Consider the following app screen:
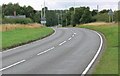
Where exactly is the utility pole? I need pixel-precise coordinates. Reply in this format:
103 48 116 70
41 5 42 20
44 0 46 18
65 5 68 26
109 15 111 22
58 14 59 25
74 0 75 14
61 10 62 25
97 5 99 14
97 5 99 12
43 0 46 26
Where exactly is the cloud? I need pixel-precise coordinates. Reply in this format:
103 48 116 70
0 0 119 10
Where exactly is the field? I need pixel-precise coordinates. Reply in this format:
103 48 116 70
1 24 54 51
0 23 42 32
79 23 118 74
81 22 116 26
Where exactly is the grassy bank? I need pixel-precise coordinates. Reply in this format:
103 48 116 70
79 25 118 74
2 27 54 51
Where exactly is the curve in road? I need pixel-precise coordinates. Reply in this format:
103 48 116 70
1 27 103 75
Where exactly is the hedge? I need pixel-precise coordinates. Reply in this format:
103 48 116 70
2 18 33 24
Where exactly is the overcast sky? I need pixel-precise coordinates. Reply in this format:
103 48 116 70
0 0 119 11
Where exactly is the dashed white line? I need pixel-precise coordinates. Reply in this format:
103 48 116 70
68 38 72 40
72 34 75 37
59 41 67 46
74 33 76 35
0 60 26 71
37 47 55 55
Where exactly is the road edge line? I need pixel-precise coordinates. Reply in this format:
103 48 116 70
81 30 103 76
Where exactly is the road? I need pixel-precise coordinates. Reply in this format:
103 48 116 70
1 27 103 74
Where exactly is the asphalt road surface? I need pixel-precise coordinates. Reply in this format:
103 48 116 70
1 27 103 74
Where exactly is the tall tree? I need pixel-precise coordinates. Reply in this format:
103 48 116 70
80 9 92 23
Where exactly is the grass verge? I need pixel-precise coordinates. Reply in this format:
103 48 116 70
78 25 118 74
1 27 54 51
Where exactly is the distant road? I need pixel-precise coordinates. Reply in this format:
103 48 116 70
1 27 103 74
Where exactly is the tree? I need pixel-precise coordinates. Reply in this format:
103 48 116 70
46 10 58 26
2 3 14 15
69 7 74 11
33 11 41 23
91 10 98 16
99 9 109 14
93 13 109 22
80 9 92 24
114 10 120 22
71 13 76 27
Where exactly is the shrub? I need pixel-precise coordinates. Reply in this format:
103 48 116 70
93 13 109 22
2 18 33 24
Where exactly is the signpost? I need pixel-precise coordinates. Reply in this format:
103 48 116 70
41 17 46 25
108 9 114 22
41 0 46 25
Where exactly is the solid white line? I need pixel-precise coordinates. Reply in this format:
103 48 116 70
0 60 26 71
3 28 56 53
81 31 103 76
37 47 55 55
59 41 67 46
68 38 72 41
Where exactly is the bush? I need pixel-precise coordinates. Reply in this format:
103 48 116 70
93 13 109 22
2 18 33 24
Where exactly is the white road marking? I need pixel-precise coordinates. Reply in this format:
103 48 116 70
37 47 55 55
0 60 26 71
72 34 75 37
59 41 67 46
74 33 76 35
81 31 103 76
68 38 72 40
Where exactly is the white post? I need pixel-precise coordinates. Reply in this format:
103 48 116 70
41 5 42 19
109 16 111 23
112 15 113 22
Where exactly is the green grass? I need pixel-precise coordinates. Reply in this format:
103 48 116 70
79 25 118 74
1 27 54 51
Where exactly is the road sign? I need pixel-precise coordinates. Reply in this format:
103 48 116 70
108 9 114 16
41 17 46 24
41 21 46 24
108 9 114 22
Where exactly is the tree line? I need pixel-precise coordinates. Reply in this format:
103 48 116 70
1 3 120 26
